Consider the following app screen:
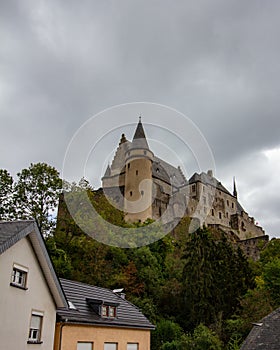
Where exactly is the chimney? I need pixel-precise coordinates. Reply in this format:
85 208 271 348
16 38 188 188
207 169 213 177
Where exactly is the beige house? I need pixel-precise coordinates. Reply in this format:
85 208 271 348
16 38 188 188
54 278 155 350
0 220 67 349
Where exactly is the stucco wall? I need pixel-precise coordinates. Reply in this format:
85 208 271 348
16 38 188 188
54 323 151 350
0 237 57 350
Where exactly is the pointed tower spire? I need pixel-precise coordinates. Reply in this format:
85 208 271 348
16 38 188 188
233 176 237 198
132 116 149 149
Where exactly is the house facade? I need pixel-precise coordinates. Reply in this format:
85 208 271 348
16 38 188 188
54 278 155 350
0 220 67 349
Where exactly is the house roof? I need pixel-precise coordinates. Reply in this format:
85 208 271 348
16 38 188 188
240 308 280 350
58 278 155 330
0 220 67 308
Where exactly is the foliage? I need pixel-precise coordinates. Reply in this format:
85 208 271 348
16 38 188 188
181 227 255 329
151 319 183 350
180 324 223 350
0 169 14 220
262 258 280 306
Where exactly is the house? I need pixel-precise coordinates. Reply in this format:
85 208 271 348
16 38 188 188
240 307 280 349
0 220 67 349
54 278 155 350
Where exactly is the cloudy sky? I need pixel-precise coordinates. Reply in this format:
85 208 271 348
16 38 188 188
1 0 280 237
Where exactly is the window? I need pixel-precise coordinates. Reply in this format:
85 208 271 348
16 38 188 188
128 163 130 169
219 212 222 219
130 191 133 197
77 342 93 350
136 170 138 175
227 200 229 206
127 344 139 350
101 305 116 318
28 312 43 344
104 343 117 350
144 150 147 155
232 202 234 208
141 190 144 196
192 184 196 192
11 265 28 289
211 209 214 216
203 196 206 205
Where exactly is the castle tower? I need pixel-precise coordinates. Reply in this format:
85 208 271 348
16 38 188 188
124 117 154 222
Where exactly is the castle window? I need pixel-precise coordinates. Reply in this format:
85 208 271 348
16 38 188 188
136 170 138 176
144 150 147 155
226 212 228 218
192 184 196 192
232 202 234 209
227 200 229 206
156 168 159 173
141 190 144 196
128 163 130 169
219 212 222 219
130 191 132 196
211 209 214 216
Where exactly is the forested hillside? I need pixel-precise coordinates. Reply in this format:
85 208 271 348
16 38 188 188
1 163 280 349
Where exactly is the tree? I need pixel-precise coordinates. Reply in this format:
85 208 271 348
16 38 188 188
151 319 183 350
181 324 223 350
263 258 280 306
13 163 62 234
181 227 255 329
0 169 14 220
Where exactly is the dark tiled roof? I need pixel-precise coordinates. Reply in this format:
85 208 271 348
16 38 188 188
58 278 155 330
188 172 233 196
153 157 187 188
131 120 149 150
0 220 35 254
240 308 280 350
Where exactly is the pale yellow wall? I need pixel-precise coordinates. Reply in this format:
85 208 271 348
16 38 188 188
124 157 153 222
54 323 151 350
0 237 57 350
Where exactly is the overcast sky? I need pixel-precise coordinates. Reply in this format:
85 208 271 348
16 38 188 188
1 0 280 237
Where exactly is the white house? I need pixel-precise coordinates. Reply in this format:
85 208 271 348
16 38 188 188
0 220 67 349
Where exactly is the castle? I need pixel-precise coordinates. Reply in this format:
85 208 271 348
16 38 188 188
102 118 267 251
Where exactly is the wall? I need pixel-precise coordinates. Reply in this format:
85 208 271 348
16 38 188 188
0 237 57 350
54 323 151 350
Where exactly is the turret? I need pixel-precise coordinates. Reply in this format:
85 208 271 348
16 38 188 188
124 117 154 222
233 177 237 198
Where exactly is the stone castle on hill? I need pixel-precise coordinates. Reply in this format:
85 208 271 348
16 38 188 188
102 118 268 257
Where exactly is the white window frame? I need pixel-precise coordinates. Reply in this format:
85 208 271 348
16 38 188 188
127 343 139 350
28 311 43 344
11 264 28 289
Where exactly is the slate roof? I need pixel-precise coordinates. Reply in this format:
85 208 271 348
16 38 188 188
153 157 187 188
131 118 150 150
0 220 35 254
188 172 233 195
58 278 155 330
0 220 67 308
240 308 280 350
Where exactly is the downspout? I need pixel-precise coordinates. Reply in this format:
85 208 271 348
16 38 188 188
58 321 67 350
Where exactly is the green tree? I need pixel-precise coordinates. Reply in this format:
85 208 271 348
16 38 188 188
0 169 14 220
13 163 62 234
181 227 254 329
263 258 280 306
151 319 183 350
181 324 223 350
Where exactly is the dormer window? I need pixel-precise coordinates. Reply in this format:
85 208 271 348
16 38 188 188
101 305 117 318
86 298 119 319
